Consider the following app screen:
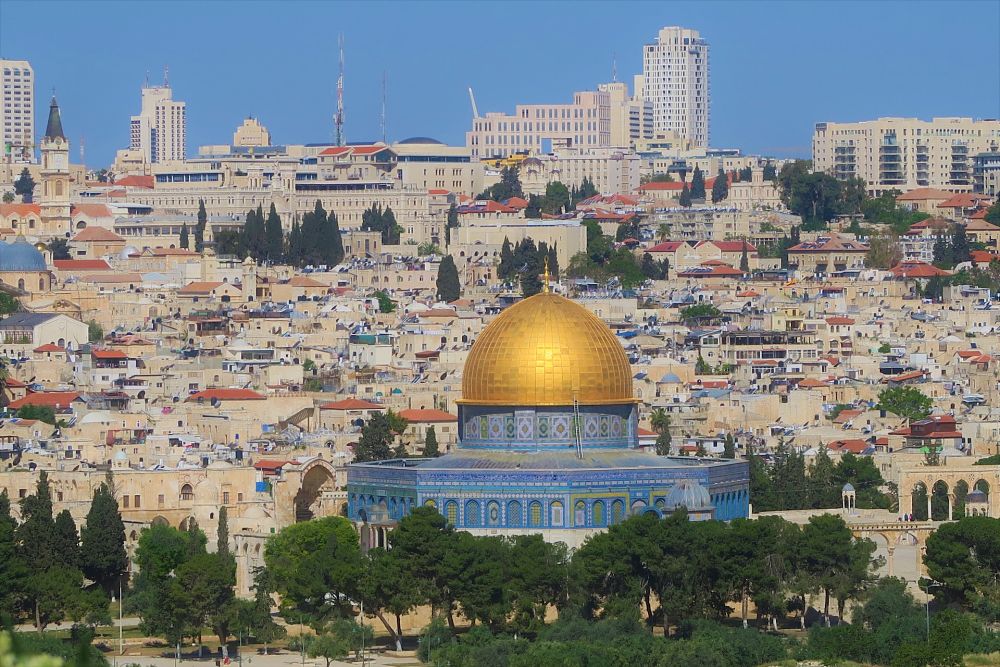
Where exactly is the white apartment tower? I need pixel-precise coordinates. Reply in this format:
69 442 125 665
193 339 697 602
1 60 34 163
641 26 710 147
130 80 186 163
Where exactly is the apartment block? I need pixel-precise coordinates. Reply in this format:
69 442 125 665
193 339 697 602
466 89 611 159
641 26 710 147
597 81 653 148
813 117 1000 195
1 60 34 163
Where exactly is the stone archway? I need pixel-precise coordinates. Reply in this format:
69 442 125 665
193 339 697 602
292 460 337 522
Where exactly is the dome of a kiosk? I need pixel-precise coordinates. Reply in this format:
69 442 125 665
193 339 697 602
460 292 634 406
398 136 444 145
0 237 46 272
664 480 713 510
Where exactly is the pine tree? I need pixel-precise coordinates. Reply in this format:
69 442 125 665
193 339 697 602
53 509 81 569
690 166 706 200
711 168 729 203
383 206 400 244
264 204 284 264
195 199 207 252
80 483 128 594
952 223 971 265
436 255 461 302
641 253 660 279
422 426 440 457
355 413 395 462
216 506 229 557
179 223 189 250
679 183 692 208
14 167 35 203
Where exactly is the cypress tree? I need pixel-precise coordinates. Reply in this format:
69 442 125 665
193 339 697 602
195 199 207 252
325 210 344 267
436 255 461 302
0 489 27 616
264 204 284 264
179 223 189 250
690 166 706 200
740 240 750 273
422 426 440 457
498 237 514 279
216 506 229 557
711 168 729 203
383 206 400 244
288 219 302 266
16 471 56 572
679 183 692 208
547 244 559 279
53 509 80 569
723 433 736 459
80 483 128 594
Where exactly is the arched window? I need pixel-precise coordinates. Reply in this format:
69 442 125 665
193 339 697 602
39 278 45 291
611 499 625 525
55 181 64 197
465 500 481 527
529 501 542 527
445 500 458 526
180 484 194 501
506 501 522 527
593 500 606 527
486 501 500 527
17 279 24 290
574 501 586 527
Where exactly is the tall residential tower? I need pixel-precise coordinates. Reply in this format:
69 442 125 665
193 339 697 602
129 78 186 163
1 60 34 163
640 26 710 147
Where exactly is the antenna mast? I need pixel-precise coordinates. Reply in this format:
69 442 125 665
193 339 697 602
336 34 345 146
612 52 617 82
381 71 387 144
79 136 85 164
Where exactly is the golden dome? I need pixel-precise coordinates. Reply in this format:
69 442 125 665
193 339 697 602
460 292 635 406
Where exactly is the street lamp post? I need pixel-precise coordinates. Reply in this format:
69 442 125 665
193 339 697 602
924 581 942 640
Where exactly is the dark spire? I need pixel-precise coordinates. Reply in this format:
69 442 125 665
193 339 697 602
44 96 65 141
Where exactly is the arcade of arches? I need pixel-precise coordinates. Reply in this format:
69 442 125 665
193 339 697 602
899 465 1000 522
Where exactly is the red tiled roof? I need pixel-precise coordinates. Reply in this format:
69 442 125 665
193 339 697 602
178 281 226 294
886 369 928 383
71 203 114 218
797 378 829 388
319 398 383 410
828 439 868 454
0 203 41 217
397 408 457 423
832 409 862 424
415 350 440 359
788 235 868 252
428 189 451 195
702 240 757 253
971 250 1000 264
318 146 351 156
636 181 685 192
254 459 289 471
4 378 26 387
963 218 1000 232
92 349 127 359
736 290 760 297
352 145 389 155
72 227 125 242
33 344 64 353
186 388 265 402
896 188 951 201
9 391 82 409
937 193 993 209
417 308 457 319
53 259 112 271
889 261 951 278
647 241 685 253
115 175 154 188
504 197 529 209
825 317 855 325
677 263 744 278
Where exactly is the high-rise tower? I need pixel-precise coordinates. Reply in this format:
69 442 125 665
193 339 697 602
0 60 34 163
641 26 710 147
129 73 186 163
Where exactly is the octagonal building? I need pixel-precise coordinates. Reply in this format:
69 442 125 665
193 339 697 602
347 291 750 548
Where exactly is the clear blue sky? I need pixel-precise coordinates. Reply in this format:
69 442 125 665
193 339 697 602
2 0 997 168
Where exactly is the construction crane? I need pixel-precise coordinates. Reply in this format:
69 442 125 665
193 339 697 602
335 34 345 146
467 87 479 120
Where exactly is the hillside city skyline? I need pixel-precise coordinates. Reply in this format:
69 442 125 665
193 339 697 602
1 0 998 166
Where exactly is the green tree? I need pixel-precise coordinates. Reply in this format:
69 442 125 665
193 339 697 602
679 183 692 207
436 255 461 302
354 412 395 462
359 547 421 651
0 490 27 620
711 168 729 203
307 632 348 667
680 303 722 323
373 289 395 313
216 505 229 556
723 433 736 459
542 181 571 215
877 386 933 422
387 507 459 629
739 241 750 273
690 167 706 200
800 514 877 625
80 483 128 595
179 223 189 250
263 516 361 628
866 231 903 269
984 199 1000 226
444 202 459 246
1 192 13 204
264 204 284 264
87 320 103 343
47 238 70 261
952 222 972 265
422 425 440 457
14 168 34 203
53 510 81 570
17 404 57 425
195 199 207 252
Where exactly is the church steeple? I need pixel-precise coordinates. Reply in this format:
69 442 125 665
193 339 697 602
44 96 65 141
